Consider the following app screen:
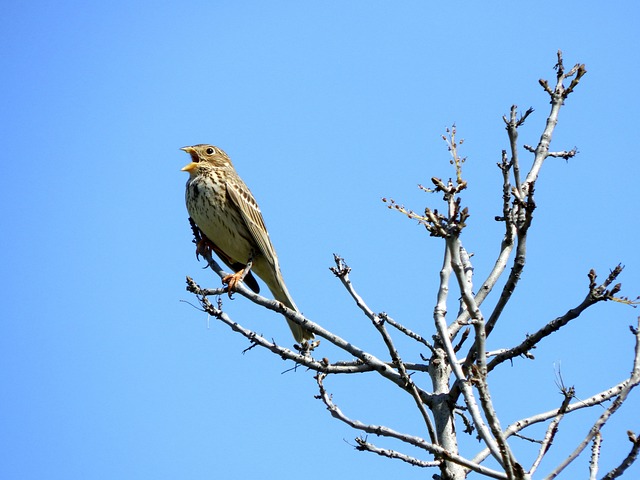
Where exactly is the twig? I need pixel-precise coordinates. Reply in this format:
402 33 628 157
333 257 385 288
315 373 508 479
528 386 575 476
464 149 519 324
186 277 428 376
544 317 640 479
487 266 625 372
525 50 586 194
433 240 505 468
471 378 633 465
451 105 535 361
354 437 440 468
379 312 436 353
502 104 531 194
331 256 438 442
458 55 582 361
449 237 518 476
189 248 437 402
601 431 640 479
373 315 438 443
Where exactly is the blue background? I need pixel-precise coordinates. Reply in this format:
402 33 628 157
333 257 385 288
2 2 639 479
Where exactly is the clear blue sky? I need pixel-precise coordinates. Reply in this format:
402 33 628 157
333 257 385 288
2 2 639 479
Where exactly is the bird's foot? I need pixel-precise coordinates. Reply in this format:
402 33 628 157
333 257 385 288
294 339 321 354
188 219 211 261
195 237 214 261
190 222 215 261
222 255 254 298
222 270 247 298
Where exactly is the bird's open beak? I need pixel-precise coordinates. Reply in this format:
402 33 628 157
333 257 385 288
180 146 198 172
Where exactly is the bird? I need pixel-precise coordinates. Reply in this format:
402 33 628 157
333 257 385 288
181 144 314 343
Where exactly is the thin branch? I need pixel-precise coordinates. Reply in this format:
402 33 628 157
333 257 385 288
449 237 518 476
379 312 436 353
315 373 508 479
471 378 632 465
452 107 535 367
186 278 321 366
354 437 440 468
487 266 625 372
590 431 601 480
601 431 640 479
373 314 438 444
434 239 506 468
457 348 522 364
482 191 532 338
330 257 438 442
547 148 578 159
563 62 587 98
473 370 518 478
455 58 578 362
522 145 578 162
189 248 437 404
524 51 586 193
503 105 526 194
330 254 378 323
462 149 519 325
456 244 475 318
186 277 429 376
471 317 640 471
528 386 575 476
544 317 640 479
329 359 430 373
453 328 471 353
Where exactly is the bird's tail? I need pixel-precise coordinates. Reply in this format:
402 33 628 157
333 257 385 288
263 268 315 343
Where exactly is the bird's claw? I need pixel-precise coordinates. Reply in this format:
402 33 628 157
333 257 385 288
195 237 214 261
222 271 245 298
294 339 321 353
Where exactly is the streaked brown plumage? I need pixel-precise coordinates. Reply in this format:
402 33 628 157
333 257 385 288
181 144 313 343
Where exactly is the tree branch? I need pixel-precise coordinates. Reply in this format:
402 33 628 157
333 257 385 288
528 386 575 476
433 239 506 468
330 255 438 442
188 247 438 405
187 277 430 376
544 317 640 479
471 377 635 466
379 312 436 353
525 51 586 193
601 431 640 480
449 238 519 477
315 373 508 479
590 431 602 480
354 437 440 468
487 266 625 372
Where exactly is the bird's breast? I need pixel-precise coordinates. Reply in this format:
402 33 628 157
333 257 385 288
185 172 253 263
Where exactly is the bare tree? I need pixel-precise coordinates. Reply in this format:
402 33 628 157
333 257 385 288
185 51 640 480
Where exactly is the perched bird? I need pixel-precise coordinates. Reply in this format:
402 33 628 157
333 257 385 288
181 144 314 343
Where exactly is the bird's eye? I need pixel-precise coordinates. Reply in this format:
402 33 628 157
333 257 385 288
206 147 215 155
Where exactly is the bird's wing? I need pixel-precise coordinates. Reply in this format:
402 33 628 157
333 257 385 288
226 180 280 270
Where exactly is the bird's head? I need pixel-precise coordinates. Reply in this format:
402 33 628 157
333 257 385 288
180 144 233 175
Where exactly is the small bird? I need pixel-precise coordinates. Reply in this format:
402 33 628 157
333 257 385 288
181 144 314 343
